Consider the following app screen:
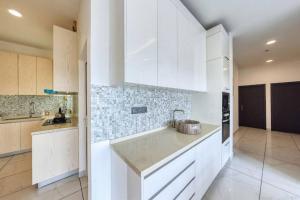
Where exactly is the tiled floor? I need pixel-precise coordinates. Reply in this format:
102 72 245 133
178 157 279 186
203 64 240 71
0 152 88 200
204 127 300 200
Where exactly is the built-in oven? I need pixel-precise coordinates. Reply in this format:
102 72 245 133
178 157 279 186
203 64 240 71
222 92 230 143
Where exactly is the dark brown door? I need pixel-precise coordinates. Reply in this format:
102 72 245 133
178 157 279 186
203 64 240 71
239 85 266 129
271 82 300 133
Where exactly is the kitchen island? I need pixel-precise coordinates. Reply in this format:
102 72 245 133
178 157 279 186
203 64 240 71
31 118 78 187
111 123 225 200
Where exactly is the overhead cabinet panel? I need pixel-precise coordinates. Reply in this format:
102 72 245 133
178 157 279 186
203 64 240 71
0 51 18 95
157 0 178 88
37 57 53 95
53 25 78 92
177 11 195 90
125 0 158 86
107 0 207 91
19 54 37 95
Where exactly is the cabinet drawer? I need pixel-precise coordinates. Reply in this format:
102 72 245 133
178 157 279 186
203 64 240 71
175 177 195 200
151 162 195 200
144 149 195 199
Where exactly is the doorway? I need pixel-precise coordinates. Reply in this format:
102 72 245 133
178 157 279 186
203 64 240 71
239 84 266 129
271 81 300 133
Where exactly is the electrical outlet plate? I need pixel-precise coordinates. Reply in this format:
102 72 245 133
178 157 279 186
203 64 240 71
131 107 147 114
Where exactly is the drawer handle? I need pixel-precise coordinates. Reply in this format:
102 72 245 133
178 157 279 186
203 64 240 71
174 177 195 200
149 161 195 200
189 193 195 200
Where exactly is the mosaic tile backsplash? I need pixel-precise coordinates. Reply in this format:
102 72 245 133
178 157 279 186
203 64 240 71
0 95 73 117
91 84 192 143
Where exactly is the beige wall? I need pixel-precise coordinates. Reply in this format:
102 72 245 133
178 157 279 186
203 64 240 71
238 59 300 129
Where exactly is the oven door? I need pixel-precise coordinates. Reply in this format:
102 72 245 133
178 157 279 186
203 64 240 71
222 119 230 143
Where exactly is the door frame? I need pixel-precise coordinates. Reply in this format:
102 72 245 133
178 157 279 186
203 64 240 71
78 40 88 177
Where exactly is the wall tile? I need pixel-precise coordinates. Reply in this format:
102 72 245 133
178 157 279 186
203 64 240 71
91 84 192 143
0 95 73 117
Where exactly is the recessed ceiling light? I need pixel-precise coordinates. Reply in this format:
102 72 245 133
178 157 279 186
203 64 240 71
8 9 23 18
266 40 276 45
266 59 273 63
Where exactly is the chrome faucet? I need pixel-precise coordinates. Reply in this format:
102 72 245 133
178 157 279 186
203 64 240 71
29 101 36 117
172 109 185 128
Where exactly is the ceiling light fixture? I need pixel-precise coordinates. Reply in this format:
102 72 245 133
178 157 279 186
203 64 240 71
266 59 273 63
266 40 276 45
8 9 23 18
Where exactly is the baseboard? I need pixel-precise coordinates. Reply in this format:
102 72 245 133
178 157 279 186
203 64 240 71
0 149 31 158
79 170 87 177
37 169 79 188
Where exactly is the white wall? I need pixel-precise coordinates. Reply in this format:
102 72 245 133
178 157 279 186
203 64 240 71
77 0 90 179
233 61 239 133
0 40 52 58
238 59 300 129
77 0 92 199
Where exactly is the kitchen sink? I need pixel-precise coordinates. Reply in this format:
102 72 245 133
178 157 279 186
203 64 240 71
176 120 201 135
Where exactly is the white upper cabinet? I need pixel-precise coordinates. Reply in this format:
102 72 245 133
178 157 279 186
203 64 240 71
125 0 158 86
53 25 78 92
206 25 229 61
157 0 178 88
206 25 231 91
106 0 206 91
177 6 206 91
177 11 195 90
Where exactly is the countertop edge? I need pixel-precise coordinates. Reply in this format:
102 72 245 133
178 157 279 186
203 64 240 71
0 118 45 124
31 126 78 135
111 126 221 177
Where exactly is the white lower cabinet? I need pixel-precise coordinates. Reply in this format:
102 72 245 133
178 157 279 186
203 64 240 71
221 139 231 168
144 148 195 199
32 128 79 185
112 130 222 200
195 131 222 199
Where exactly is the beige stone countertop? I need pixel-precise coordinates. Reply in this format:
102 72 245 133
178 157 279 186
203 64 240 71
111 123 221 176
31 118 78 135
0 117 44 124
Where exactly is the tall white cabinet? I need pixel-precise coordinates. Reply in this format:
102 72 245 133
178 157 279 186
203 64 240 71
53 25 78 93
192 24 233 168
101 0 207 91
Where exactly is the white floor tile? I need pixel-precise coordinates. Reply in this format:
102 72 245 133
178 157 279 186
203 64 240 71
263 157 300 196
203 168 260 200
227 149 264 179
260 182 300 200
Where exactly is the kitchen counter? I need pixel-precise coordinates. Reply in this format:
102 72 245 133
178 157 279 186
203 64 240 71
111 123 221 176
0 117 44 124
31 118 78 135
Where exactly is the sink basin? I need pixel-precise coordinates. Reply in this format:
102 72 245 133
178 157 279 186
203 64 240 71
176 120 201 135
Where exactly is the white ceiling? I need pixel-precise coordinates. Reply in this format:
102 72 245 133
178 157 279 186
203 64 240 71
0 0 81 50
181 0 300 67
